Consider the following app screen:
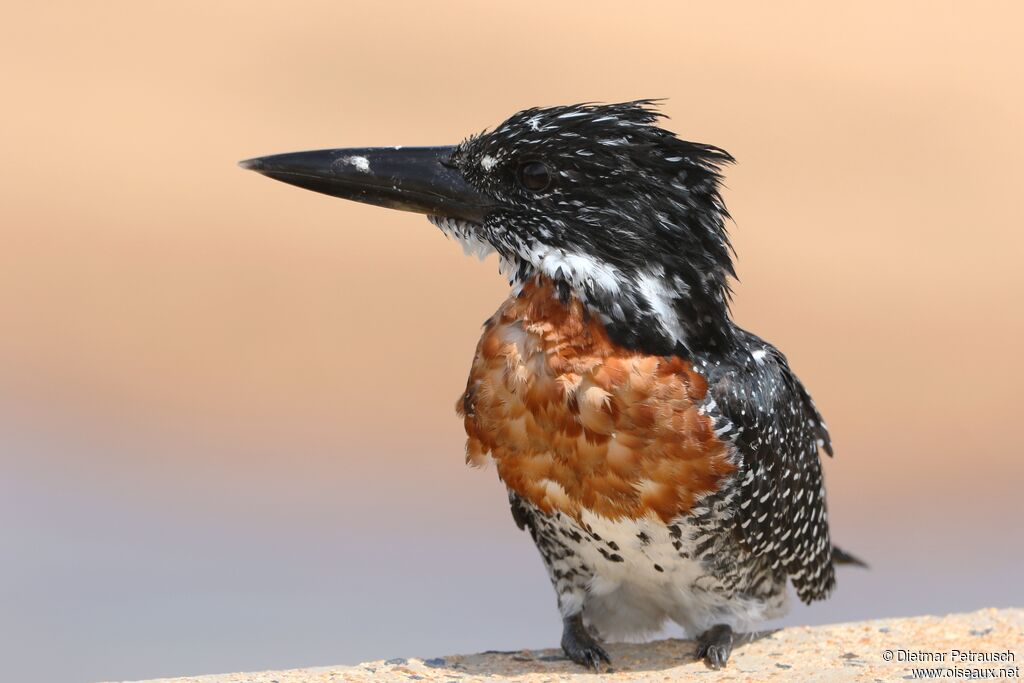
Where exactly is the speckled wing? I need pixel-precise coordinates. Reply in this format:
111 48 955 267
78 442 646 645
702 329 836 602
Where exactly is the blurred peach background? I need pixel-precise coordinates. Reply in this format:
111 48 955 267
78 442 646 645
2 2 1022 682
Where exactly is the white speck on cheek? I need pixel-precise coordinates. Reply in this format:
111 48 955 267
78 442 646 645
344 155 370 172
481 155 498 171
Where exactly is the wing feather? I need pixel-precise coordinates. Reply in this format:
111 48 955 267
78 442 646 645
702 329 836 602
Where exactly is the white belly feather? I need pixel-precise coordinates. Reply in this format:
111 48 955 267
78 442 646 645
551 509 788 640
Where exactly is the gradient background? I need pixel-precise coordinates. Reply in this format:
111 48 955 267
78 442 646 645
2 3 1022 682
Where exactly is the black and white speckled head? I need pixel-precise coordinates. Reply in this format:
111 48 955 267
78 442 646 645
241 101 737 355
437 101 736 354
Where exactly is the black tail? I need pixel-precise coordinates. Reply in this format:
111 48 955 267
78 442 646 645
832 545 868 568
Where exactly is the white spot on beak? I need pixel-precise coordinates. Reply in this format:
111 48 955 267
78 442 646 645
344 155 370 173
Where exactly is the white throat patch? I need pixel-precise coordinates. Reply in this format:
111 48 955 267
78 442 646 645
429 216 494 260
518 243 622 297
427 216 689 349
515 245 688 349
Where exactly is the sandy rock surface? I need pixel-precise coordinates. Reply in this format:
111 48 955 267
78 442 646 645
116 608 1022 682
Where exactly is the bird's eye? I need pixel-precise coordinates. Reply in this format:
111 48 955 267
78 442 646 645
517 161 552 192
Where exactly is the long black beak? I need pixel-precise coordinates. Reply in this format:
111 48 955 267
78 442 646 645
239 146 492 223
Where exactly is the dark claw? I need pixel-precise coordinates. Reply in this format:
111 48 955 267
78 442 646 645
561 613 611 671
696 623 734 669
701 643 729 670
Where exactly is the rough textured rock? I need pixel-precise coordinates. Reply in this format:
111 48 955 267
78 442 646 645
116 608 1022 682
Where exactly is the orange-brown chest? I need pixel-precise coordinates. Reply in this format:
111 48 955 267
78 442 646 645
458 280 735 523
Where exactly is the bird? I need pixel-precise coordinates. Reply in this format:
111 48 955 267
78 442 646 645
239 100 865 671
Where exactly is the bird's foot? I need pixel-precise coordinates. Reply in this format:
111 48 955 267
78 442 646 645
696 623 734 669
561 613 611 671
